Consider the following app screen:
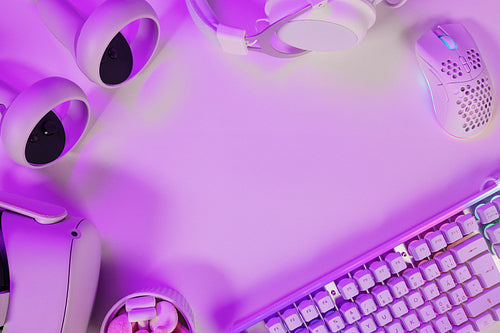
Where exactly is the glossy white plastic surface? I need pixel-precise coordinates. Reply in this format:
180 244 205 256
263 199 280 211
0 77 89 168
416 23 495 138
36 0 84 58
216 24 248 55
1 211 101 333
186 0 403 55
36 0 160 87
266 0 376 52
0 190 67 224
75 0 160 87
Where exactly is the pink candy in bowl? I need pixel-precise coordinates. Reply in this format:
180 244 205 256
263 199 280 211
101 287 195 333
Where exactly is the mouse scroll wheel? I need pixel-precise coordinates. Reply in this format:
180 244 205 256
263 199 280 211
436 32 457 50
439 35 457 50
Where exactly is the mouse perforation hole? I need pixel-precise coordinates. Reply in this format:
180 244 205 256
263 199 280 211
444 61 462 79
457 75 493 134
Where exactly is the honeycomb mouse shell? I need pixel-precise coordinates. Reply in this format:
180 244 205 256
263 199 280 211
416 23 495 138
1 211 101 333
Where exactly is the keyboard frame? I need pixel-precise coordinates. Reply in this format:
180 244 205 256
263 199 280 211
230 178 500 333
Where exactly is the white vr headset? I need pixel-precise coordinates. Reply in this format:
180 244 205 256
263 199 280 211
186 0 407 57
0 191 101 333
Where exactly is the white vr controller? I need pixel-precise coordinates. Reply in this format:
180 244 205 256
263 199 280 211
0 191 101 333
0 77 89 168
0 0 161 168
36 0 160 87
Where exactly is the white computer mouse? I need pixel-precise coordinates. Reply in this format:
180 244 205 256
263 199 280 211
416 23 495 139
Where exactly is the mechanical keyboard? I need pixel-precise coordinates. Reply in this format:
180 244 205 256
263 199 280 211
231 179 500 333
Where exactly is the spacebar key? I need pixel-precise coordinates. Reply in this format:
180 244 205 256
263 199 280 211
463 285 500 317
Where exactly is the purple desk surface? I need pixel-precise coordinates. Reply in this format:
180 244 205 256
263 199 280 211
1 0 500 332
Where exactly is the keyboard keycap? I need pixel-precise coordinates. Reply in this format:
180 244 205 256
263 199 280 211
324 311 345 332
387 277 409 298
463 276 483 297
451 264 472 283
384 318 404 333
265 317 286 333
389 299 408 318
476 202 499 224
313 291 335 313
449 233 488 263
440 222 463 244
447 306 468 326
281 308 302 331
356 294 377 316
434 251 457 272
418 323 434 333
491 196 500 212
431 314 452 333
340 303 361 324
491 303 500 320
344 324 361 333
408 239 431 261
467 252 500 288
372 285 393 307
373 307 392 326
357 316 377 333
338 278 359 300
436 272 455 292
297 299 318 322
403 268 425 289
431 294 451 314
470 311 495 331
416 302 436 322
385 252 407 274
463 284 500 317
369 261 391 283
454 322 474 333
456 214 479 235
353 270 375 291
447 285 467 305
401 310 420 330
494 244 500 259
309 320 328 333
419 260 441 281
485 222 500 243
421 281 440 301
405 290 424 309
424 231 447 252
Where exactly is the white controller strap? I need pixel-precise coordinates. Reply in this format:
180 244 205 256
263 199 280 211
0 191 67 224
